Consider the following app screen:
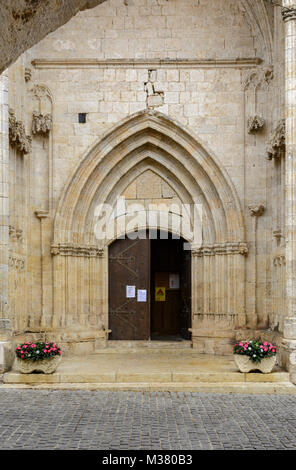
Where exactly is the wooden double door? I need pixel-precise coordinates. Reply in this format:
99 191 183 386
108 231 191 340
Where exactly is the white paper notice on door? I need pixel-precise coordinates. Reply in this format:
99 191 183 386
169 273 180 289
137 289 147 302
126 285 136 298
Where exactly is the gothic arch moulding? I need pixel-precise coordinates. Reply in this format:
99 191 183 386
51 111 248 350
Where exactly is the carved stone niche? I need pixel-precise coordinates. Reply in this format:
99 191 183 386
247 115 265 134
32 111 52 135
9 109 31 155
266 119 285 160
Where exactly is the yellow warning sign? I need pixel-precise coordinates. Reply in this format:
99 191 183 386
155 287 166 301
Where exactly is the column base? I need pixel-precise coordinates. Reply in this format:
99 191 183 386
282 317 296 384
0 340 14 374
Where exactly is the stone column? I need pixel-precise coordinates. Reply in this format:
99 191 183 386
282 2 296 379
0 71 13 372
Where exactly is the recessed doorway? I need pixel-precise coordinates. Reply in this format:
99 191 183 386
108 231 191 341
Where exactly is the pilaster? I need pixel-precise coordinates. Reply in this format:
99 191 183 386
282 2 296 379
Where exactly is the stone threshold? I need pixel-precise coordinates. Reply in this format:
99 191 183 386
96 340 192 352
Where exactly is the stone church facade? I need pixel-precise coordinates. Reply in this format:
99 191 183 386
0 0 296 380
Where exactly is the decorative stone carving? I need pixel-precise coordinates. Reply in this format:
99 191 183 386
32 111 52 135
9 109 31 155
51 243 105 258
266 119 285 160
273 255 286 267
282 7 296 22
192 242 248 257
248 204 265 217
8 253 25 271
144 69 164 109
247 115 265 134
243 67 273 91
9 226 23 240
24 67 32 82
273 228 283 241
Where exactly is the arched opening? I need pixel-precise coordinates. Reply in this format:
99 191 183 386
108 230 191 342
51 110 247 352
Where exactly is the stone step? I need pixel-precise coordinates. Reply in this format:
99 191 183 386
1 381 296 394
3 370 290 385
95 340 192 352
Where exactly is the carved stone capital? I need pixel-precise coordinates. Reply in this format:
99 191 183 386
51 243 105 258
282 6 296 22
32 111 52 135
192 242 248 257
247 115 265 134
248 204 265 217
9 109 31 155
266 119 285 160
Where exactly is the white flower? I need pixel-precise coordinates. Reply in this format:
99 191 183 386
36 350 39 354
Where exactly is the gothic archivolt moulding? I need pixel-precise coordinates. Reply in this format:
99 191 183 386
51 243 105 258
9 109 31 155
266 119 285 160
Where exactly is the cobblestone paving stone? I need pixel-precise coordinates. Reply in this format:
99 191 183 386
0 390 296 450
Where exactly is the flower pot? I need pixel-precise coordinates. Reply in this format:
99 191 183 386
15 355 61 374
234 354 276 373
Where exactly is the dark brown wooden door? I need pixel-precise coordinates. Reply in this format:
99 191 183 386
108 235 150 340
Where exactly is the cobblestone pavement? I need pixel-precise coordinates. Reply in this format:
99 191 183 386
0 390 296 450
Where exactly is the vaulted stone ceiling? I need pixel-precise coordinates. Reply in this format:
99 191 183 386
0 0 275 74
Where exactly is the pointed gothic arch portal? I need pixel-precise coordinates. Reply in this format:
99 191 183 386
52 110 248 352
108 230 192 341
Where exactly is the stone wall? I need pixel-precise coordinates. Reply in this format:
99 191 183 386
5 0 286 358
